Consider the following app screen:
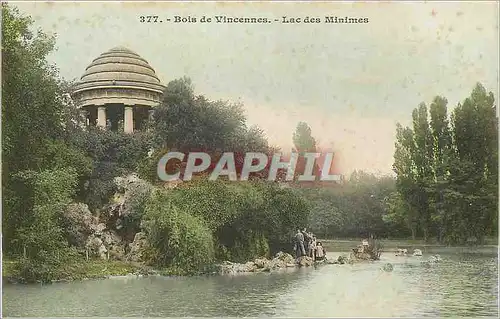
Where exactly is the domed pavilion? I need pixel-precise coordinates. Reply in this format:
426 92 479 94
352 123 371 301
71 46 166 133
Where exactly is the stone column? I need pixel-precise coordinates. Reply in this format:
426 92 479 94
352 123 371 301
124 105 134 133
97 106 107 128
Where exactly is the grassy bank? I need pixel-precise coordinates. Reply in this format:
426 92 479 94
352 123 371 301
2 259 147 283
2 258 223 284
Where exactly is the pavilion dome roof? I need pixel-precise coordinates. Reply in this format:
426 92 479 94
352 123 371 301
80 46 161 84
72 46 165 95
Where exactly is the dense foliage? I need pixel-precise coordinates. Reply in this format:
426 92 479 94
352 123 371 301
13 169 81 283
141 180 309 270
137 78 312 269
141 190 216 274
145 77 283 182
303 172 402 239
393 85 498 244
2 5 87 262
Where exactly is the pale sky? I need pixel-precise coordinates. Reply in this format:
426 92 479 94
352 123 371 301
13 1 499 176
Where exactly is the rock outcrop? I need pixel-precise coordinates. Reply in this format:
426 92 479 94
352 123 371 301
350 241 382 261
126 232 149 262
62 203 98 247
215 251 357 274
85 235 108 259
101 230 126 259
62 174 153 261
84 227 127 260
106 173 153 240
110 173 153 219
217 252 316 274
296 256 314 267
62 203 116 260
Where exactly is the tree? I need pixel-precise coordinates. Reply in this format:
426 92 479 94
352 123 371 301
448 83 498 243
293 122 317 153
428 96 452 242
392 83 498 244
15 168 79 283
393 123 419 239
153 77 250 152
292 122 320 182
411 103 435 241
1 4 93 255
142 190 216 274
148 77 272 182
82 128 151 211
382 192 412 238
2 4 65 173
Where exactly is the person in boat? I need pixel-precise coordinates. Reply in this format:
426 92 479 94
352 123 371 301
294 228 306 258
315 241 326 261
309 236 317 261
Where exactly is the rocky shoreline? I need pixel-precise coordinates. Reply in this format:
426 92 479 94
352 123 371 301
6 248 443 284
216 252 352 275
5 248 446 284
2 252 356 284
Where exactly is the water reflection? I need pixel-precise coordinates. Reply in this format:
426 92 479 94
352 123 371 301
2 247 498 317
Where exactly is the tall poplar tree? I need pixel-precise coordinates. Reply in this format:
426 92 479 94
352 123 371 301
411 103 434 241
429 96 451 241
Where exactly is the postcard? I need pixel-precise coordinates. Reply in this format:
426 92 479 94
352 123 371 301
1 1 498 318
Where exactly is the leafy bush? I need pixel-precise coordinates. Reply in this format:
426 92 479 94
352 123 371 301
139 178 310 271
154 179 309 263
16 248 81 283
38 139 93 199
13 168 81 283
229 231 270 262
142 190 215 274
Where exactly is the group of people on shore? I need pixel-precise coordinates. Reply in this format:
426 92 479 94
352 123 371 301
293 228 327 261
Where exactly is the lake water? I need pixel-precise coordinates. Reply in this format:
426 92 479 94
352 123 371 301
2 242 498 317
